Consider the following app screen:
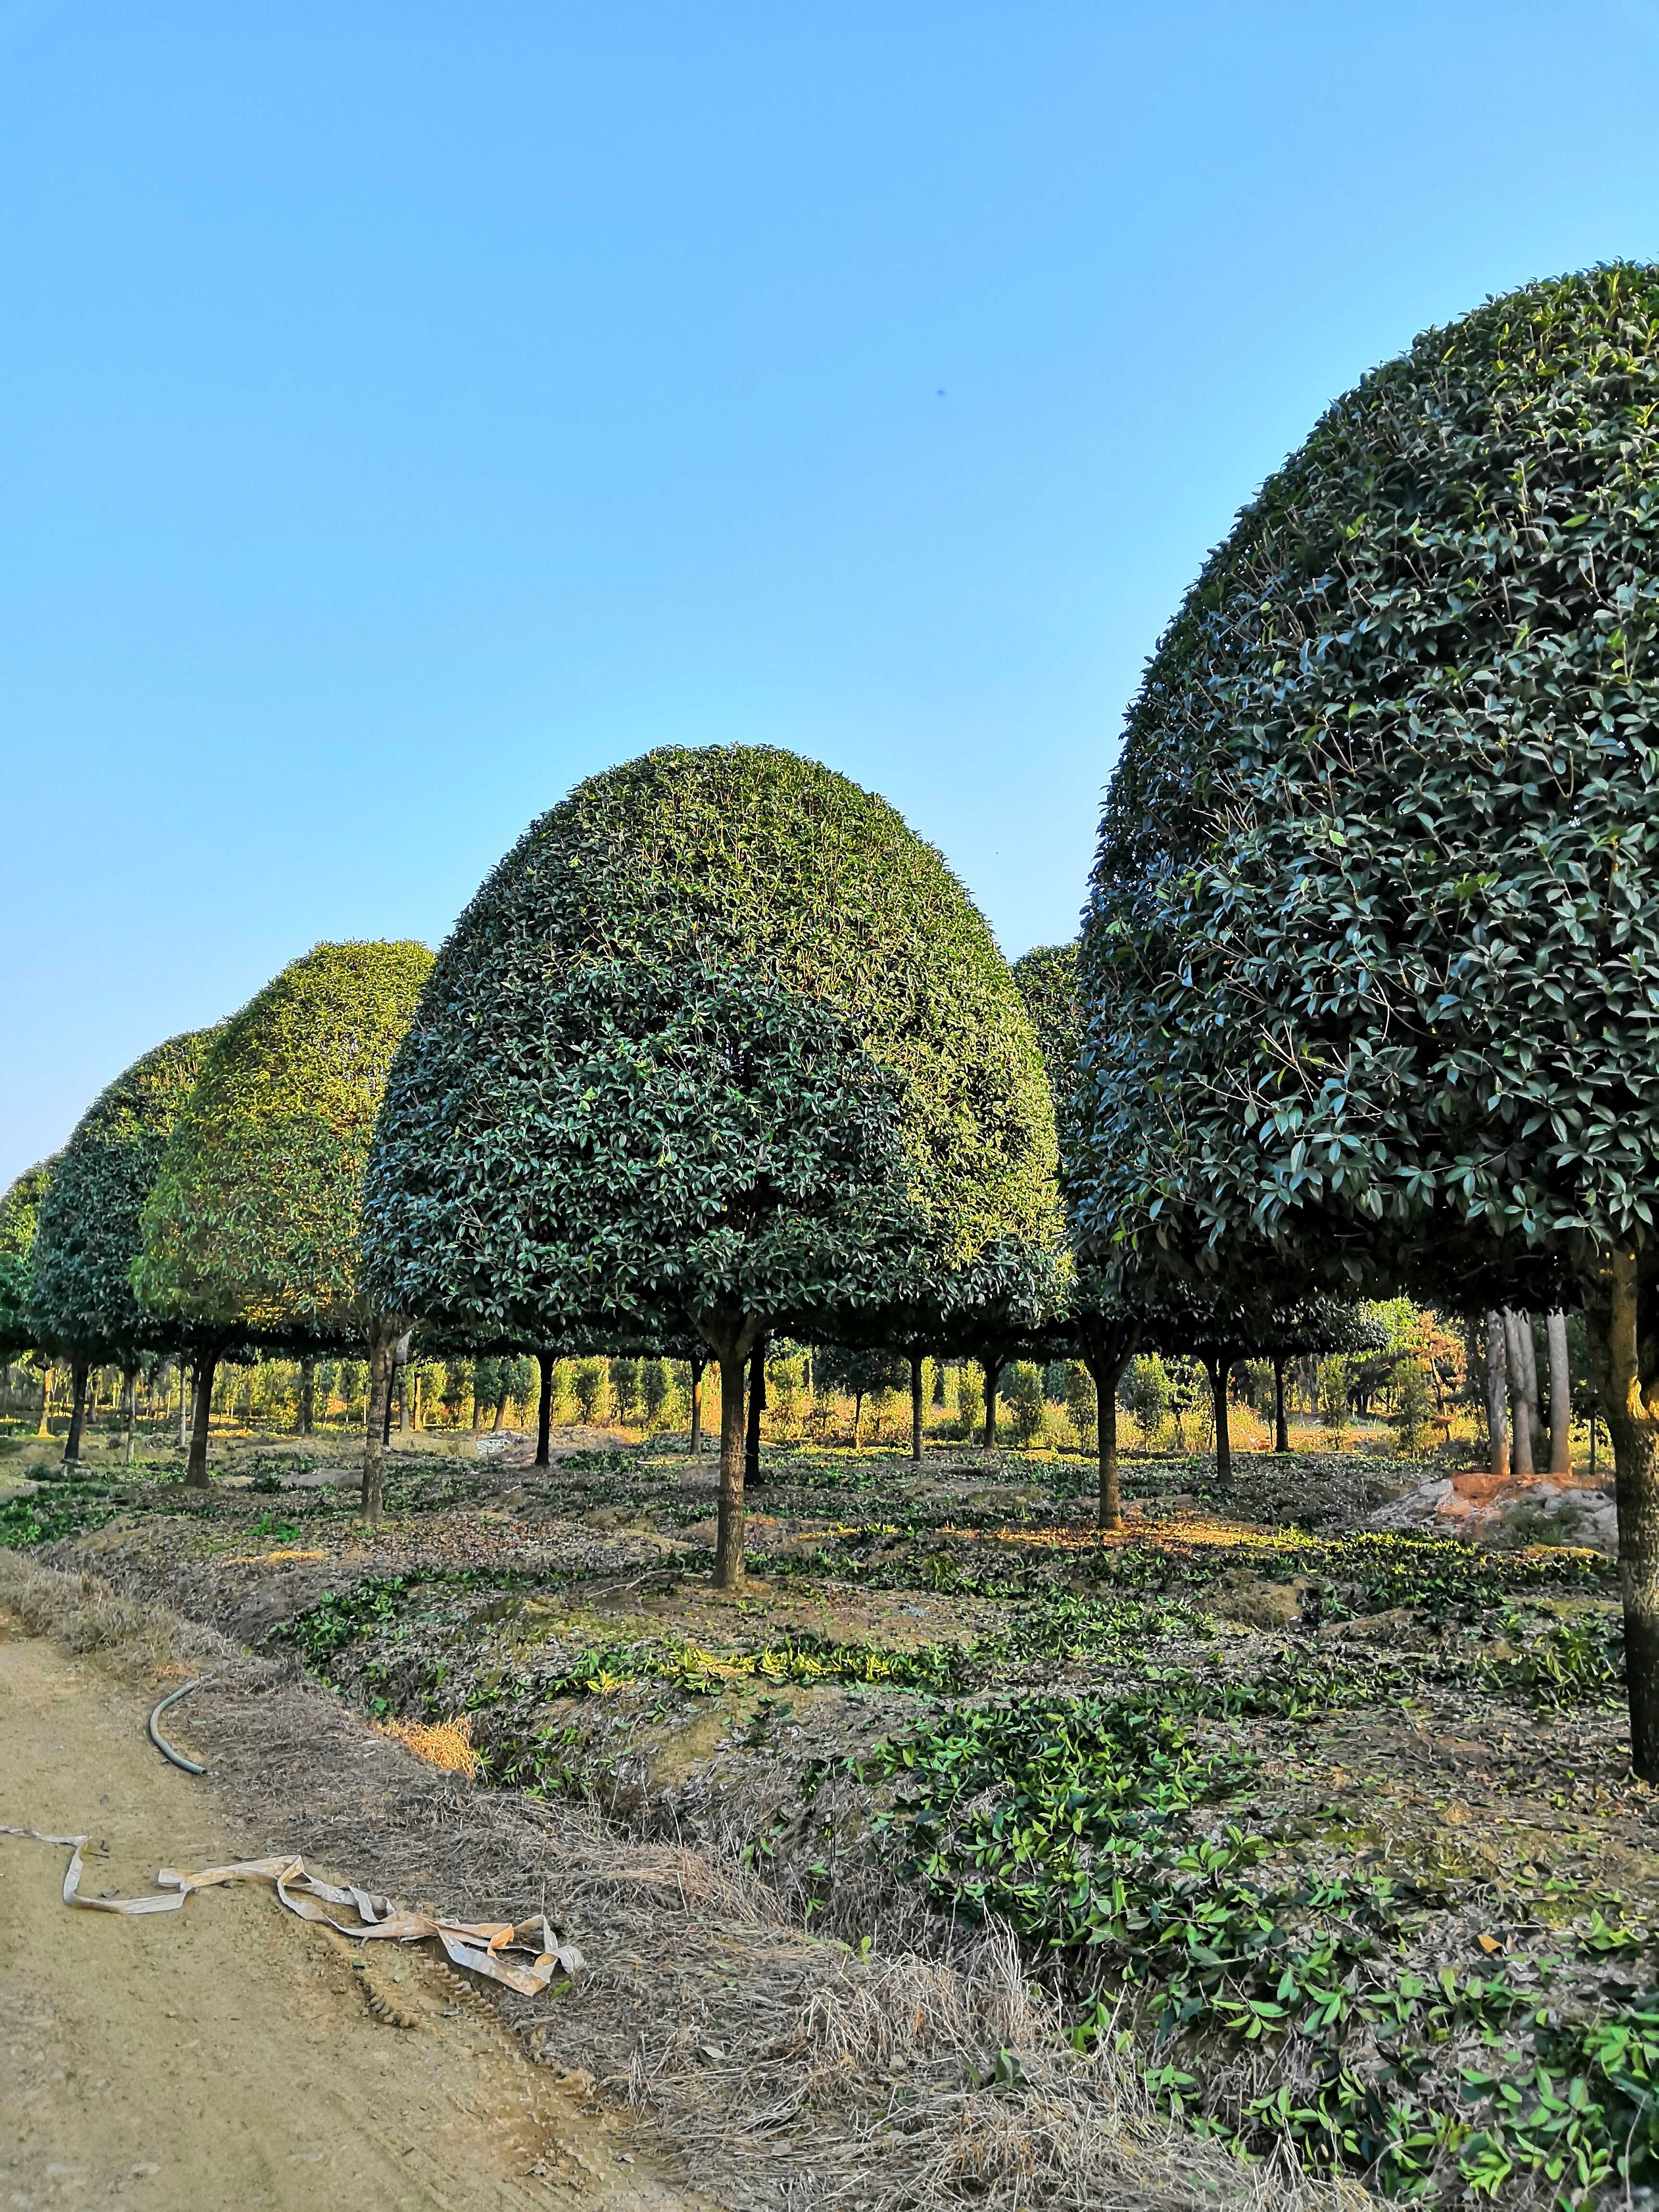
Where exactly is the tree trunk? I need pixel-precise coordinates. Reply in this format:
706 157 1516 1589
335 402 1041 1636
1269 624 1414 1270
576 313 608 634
1273 1355 1290 1454
853 1390 864 1449
298 1356 315 1438
185 1355 216 1487
1513 1309 1546 1469
536 1351 554 1467
383 1373 397 1445
910 1354 924 1464
1206 1355 1233 1488
689 1358 704 1456
1484 1311 1510 1478
1546 1310 1573 1477
398 1365 410 1432
1075 1316 1138 1532
982 1359 1000 1450
1503 1310 1536 1479
361 1323 399 1524
745 1338 766 1488
716 1350 749 1588
36 1365 53 1438
122 1369 136 1465
62 1360 90 1466
1584 1257 1659 1779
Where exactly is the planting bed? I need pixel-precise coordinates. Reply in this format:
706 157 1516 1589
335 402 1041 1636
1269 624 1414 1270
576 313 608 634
5 1431 1649 2210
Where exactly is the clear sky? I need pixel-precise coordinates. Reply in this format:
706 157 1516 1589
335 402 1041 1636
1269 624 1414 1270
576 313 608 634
6 0 1659 1186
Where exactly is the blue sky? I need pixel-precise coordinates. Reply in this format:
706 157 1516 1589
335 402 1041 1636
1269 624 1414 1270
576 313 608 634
6 0 1659 1184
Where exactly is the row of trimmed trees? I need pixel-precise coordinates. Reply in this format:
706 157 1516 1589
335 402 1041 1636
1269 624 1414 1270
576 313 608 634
7 745 1374 1576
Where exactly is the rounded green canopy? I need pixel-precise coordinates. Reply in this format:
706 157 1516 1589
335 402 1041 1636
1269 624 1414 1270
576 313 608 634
366 745 1058 1347
33 1029 219 1363
138 940 433 1345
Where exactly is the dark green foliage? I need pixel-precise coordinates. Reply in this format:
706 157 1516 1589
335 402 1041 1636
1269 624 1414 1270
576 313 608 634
0 1161 52 1361
866 1676 1657 2203
138 941 433 1342
365 748 1058 1346
32 1031 216 1363
1010 940 1082 1147
1075 264 1659 1300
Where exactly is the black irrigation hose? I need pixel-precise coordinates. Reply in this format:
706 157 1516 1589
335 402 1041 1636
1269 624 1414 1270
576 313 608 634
146 1674 215 1776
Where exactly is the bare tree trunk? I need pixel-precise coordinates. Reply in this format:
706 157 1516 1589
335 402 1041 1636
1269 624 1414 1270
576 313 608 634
1206 1356 1233 1488
122 1368 136 1465
744 1338 766 1489
910 1355 924 1463
62 1360 90 1466
298 1356 315 1437
1078 1327 1138 1532
185 1356 216 1487
1513 1309 1545 1468
1484 1312 1510 1478
361 1323 399 1524
853 1390 864 1449
36 1365 53 1438
1546 1310 1572 1477
536 1351 554 1468
1584 1256 1659 1779
982 1359 1000 1450
1503 1311 1536 1478
1273 1356 1290 1454
689 1358 704 1456
716 1351 749 1588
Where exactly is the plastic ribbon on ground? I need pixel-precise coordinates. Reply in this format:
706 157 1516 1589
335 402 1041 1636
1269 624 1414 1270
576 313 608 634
0 1827 585 1993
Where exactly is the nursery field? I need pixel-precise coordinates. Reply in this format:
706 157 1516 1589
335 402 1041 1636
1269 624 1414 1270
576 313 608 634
1 1430 1648 2210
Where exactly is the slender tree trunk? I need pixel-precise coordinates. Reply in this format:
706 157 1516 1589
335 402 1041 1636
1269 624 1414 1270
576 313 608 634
36 1366 53 1438
62 1360 90 1466
1273 1356 1290 1454
982 1359 1000 1450
1485 1312 1511 1478
398 1365 410 1433
492 1396 505 1432
298 1356 315 1437
853 1390 864 1449
185 1355 216 1487
536 1351 554 1468
383 1374 397 1446
122 1368 136 1465
716 1350 749 1588
1546 1310 1573 1477
689 1358 704 1456
1513 1309 1545 1469
1503 1311 1536 1478
1584 1257 1659 1779
910 1355 924 1464
1206 1355 1233 1488
745 1338 766 1488
361 1323 399 1524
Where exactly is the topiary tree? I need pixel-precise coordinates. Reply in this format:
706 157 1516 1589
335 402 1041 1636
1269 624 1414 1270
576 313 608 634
0 1160 52 1369
32 1030 218 1466
137 940 433 1503
1075 262 1659 1770
366 745 1057 1585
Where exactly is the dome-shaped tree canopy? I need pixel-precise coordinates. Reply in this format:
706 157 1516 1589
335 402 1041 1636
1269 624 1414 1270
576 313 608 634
0 1160 53 1362
1077 264 1659 1304
367 745 1057 1346
33 1029 218 1364
138 940 433 1342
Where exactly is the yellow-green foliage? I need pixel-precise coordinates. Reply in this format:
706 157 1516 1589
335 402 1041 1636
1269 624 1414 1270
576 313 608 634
137 940 433 1340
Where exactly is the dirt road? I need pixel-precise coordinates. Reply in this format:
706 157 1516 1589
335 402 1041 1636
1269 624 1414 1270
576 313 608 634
0 1614 689 2212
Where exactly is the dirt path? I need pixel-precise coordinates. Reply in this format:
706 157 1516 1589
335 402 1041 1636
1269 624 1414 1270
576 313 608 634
0 1615 691 2212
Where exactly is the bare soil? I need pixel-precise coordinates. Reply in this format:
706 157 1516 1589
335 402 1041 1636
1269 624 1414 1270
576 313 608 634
0 1614 687 2212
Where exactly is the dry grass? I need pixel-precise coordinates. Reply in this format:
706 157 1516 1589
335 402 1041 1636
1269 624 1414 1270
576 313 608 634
375 1711 483 1778
1 1545 1370 2212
